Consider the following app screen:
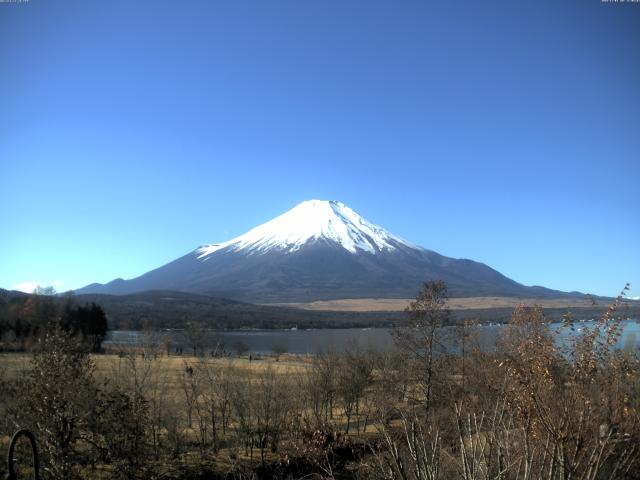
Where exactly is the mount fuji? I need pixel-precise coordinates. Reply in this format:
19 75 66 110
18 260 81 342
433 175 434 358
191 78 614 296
76 200 571 302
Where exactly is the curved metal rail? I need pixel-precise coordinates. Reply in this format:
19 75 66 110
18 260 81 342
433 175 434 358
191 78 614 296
4 429 39 480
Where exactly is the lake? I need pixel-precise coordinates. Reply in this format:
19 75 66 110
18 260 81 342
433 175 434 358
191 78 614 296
104 319 640 355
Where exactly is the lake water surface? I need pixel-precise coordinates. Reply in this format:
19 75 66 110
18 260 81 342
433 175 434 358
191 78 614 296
105 319 640 355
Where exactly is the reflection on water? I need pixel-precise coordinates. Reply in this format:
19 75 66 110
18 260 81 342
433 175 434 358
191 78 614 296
105 320 640 355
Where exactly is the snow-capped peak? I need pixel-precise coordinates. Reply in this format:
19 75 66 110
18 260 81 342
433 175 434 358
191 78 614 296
196 200 417 258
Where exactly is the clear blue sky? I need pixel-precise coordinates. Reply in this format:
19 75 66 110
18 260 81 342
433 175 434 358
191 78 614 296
1 0 638 298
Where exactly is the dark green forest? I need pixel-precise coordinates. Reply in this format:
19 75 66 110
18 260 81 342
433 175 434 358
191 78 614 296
0 288 108 352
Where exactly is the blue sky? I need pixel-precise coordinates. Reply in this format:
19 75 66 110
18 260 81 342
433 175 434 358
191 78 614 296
1 0 638 298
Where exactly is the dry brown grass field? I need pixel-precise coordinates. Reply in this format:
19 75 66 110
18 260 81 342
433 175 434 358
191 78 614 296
0 350 381 478
0 351 379 434
0 351 312 383
268 296 599 311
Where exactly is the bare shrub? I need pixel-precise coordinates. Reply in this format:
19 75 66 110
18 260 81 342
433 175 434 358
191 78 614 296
20 329 97 480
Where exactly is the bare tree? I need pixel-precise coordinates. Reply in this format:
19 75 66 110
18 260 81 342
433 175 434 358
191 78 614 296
183 321 209 356
192 357 237 454
375 409 442 480
270 342 288 360
253 366 291 462
104 348 169 460
336 346 374 434
89 384 150 479
230 368 256 458
393 280 450 414
179 361 199 429
231 338 250 357
307 349 339 427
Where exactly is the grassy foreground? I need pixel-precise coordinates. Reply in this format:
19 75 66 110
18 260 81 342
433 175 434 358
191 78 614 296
0 349 381 479
1 289 639 479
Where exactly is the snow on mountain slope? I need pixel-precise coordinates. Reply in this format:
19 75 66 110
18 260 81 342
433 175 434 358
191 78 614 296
75 199 579 302
196 200 418 258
